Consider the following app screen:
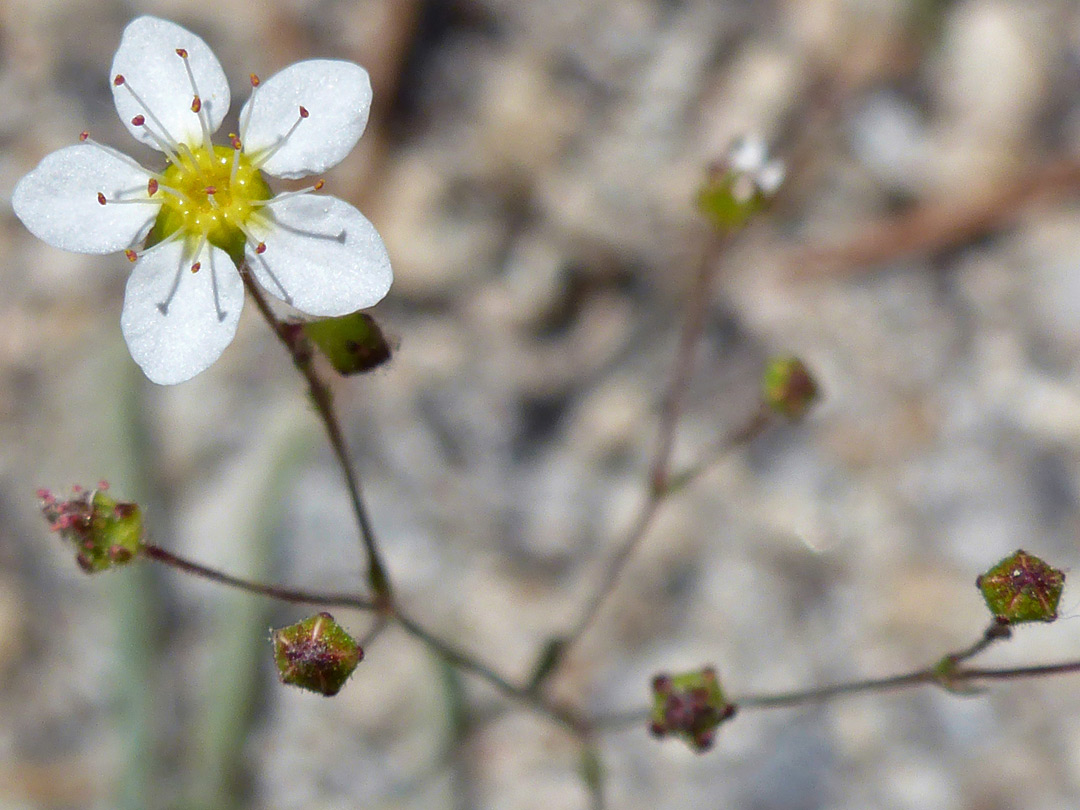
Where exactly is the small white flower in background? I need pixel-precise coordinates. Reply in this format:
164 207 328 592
12 16 392 385
726 135 785 204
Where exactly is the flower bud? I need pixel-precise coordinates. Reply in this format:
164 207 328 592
977 550 1064 624
649 666 736 752
696 136 785 230
38 484 144 573
302 312 391 375
762 356 818 419
272 612 363 696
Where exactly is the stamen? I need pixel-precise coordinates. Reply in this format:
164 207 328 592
254 180 325 206
176 48 215 153
114 74 187 164
229 133 242 184
97 189 163 206
249 106 309 169
239 73 261 144
234 218 268 256
123 230 183 268
78 133 157 176
147 179 158 196
242 221 291 304
130 114 182 165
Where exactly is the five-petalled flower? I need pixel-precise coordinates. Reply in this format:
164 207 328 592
12 16 392 384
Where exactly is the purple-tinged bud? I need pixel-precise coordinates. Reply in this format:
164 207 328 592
762 356 818 420
977 550 1064 624
649 665 736 753
303 312 392 375
272 612 363 697
38 484 144 573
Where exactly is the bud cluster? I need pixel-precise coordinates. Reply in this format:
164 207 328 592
38 484 145 573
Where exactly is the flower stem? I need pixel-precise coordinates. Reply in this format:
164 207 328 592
142 543 376 611
551 230 755 669
140 542 587 733
240 267 393 604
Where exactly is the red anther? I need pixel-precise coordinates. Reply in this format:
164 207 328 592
249 73 261 87
299 106 309 118
147 178 159 196
191 96 202 113
71 484 83 493
79 131 90 142
204 186 217 195
131 114 146 126
98 480 110 490
97 192 107 206
113 74 125 86
255 242 267 254
313 179 325 191
36 488 52 500
190 262 201 273
176 48 188 58
229 133 242 150
124 249 138 263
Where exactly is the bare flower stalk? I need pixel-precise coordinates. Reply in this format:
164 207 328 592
143 543 376 611
557 229 763 661
240 265 393 604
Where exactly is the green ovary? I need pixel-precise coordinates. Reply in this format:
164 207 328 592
151 145 272 266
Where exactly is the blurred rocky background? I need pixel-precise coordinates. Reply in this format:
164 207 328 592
4 0 1080 808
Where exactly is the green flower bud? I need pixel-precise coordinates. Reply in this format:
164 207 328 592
649 666 736 752
272 612 363 696
303 312 391 375
762 356 818 419
696 136 784 231
977 550 1064 624
38 484 144 573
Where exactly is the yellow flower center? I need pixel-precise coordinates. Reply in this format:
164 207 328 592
152 145 272 266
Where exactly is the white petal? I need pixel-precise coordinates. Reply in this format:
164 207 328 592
111 16 230 150
246 194 391 316
12 143 156 254
121 241 243 384
242 60 371 179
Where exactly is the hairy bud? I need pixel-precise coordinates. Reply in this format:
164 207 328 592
649 666 736 752
977 550 1064 624
38 484 144 573
272 612 364 696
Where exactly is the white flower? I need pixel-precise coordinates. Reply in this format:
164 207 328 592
12 16 392 384
727 135 785 204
